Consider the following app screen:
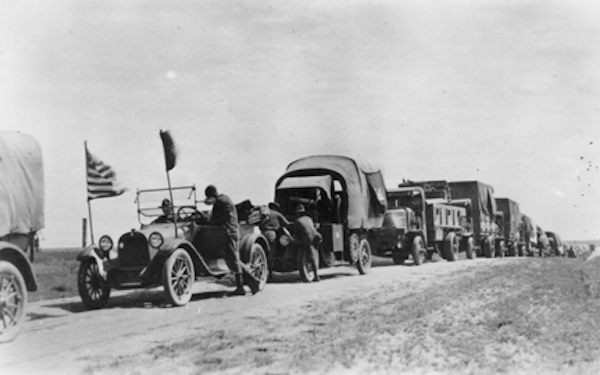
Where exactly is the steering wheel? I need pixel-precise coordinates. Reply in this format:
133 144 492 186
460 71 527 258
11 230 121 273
177 206 201 221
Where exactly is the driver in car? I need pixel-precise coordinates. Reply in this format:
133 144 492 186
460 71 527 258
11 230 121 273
153 198 174 223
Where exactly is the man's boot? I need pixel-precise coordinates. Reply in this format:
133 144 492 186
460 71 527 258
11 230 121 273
229 273 246 296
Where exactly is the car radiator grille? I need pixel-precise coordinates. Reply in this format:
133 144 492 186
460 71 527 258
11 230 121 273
118 233 150 268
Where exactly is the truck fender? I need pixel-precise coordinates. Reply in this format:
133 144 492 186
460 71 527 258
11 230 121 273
239 232 270 263
0 241 38 292
76 245 108 278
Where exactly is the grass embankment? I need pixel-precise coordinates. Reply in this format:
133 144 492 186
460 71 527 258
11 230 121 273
30 249 81 302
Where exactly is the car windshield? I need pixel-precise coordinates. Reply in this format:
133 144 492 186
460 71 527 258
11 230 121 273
136 186 201 224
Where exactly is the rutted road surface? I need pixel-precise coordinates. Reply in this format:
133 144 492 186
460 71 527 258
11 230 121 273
0 257 546 374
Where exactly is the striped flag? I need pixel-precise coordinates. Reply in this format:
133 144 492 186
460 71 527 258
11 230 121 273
86 143 126 200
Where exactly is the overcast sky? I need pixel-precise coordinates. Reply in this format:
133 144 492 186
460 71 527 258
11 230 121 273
1 0 599 246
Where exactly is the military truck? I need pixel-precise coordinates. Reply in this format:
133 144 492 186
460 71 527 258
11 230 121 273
495 198 522 256
519 214 538 256
449 181 503 258
374 180 473 265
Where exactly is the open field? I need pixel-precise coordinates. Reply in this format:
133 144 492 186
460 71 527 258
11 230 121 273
30 249 81 302
4 253 600 374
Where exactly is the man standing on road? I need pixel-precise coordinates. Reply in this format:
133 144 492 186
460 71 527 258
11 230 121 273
292 203 322 282
205 184 258 295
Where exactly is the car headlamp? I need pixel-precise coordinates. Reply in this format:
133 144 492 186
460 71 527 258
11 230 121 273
98 235 114 252
149 232 164 249
279 234 291 248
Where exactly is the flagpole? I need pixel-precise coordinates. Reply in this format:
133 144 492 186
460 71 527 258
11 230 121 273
84 141 95 244
166 169 177 238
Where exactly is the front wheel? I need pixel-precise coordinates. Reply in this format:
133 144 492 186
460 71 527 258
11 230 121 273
78 258 110 309
411 236 425 266
242 243 269 292
298 246 319 282
443 233 459 261
0 261 27 343
163 249 195 306
356 238 372 275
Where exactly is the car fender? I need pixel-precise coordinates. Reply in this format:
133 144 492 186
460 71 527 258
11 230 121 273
239 231 270 263
0 241 37 292
141 238 208 280
76 245 108 278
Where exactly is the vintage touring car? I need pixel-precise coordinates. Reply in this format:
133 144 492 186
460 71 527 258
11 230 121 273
0 131 41 342
77 186 269 308
268 155 387 282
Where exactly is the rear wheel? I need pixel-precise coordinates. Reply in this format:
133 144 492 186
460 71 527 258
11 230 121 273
78 258 110 309
0 261 27 343
443 232 459 261
411 236 425 266
298 246 319 282
356 238 372 275
163 249 195 306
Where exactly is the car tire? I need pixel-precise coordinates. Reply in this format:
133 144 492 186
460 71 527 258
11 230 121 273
443 232 459 261
298 246 319 282
78 258 110 310
356 238 372 275
0 261 27 343
242 243 269 292
411 236 425 266
162 249 195 306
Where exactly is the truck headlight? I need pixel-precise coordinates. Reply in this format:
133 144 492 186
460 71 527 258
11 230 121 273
279 234 291 247
98 235 113 252
149 232 164 248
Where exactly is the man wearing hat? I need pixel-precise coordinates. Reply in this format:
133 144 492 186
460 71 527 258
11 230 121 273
259 202 290 246
205 184 258 295
292 203 322 282
153 198 174 223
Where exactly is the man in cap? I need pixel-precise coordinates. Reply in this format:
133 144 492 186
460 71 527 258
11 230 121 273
205 185 259 295
259 202 291 247
292 203 322 282
153 198 174 223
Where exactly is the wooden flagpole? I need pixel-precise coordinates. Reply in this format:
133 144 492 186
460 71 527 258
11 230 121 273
85 141 95 244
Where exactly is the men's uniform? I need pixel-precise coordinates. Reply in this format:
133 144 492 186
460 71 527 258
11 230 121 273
210 194 241 274
293 214 322 280
259 209 290 244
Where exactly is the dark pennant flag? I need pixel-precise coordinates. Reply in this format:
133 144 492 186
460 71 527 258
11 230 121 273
86 144 126 200
160 130 177 171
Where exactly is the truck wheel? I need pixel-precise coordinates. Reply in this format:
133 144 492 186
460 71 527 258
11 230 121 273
163 249 195 306
483 238 494 258
298 246 319 282
412 236 425 266
443 233 459 261
356 239 372 275
242 243 269 292
496 240 505 258
0 261 27 343
78 258 110 309
464 237 476 259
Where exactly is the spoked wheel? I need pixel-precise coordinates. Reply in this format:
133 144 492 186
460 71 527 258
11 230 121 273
78 258 110 309
243 243 269 292
356 238 372 275
0 261 27 343
411 236 425 266
298 246 319 282
163 249 195 306
443 232 459 261
464 237 476 259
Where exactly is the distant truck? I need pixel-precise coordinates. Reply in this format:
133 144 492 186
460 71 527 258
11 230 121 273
519 214 538 256
449 181 504 258
495 198 522 256
373 180 473 265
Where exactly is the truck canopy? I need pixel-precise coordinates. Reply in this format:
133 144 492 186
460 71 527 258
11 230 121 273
0 131 45 237
449 180 497 239
276 155 387 229
495 198 521 240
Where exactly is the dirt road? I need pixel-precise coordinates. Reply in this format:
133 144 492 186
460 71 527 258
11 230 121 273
1 257 599 375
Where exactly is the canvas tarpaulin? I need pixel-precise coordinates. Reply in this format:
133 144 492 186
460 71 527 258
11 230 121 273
0 131 44 237
276 175 333 200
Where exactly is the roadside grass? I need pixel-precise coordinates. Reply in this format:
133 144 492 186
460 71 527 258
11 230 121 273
30 249 80 302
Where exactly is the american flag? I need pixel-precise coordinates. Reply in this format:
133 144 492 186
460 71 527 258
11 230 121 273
86 144 126 200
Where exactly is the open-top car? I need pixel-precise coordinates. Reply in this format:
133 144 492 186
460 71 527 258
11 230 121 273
0 131 41 342
269 155 387 281
77 185 269 308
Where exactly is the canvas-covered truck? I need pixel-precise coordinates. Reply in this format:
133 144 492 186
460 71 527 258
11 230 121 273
495 198 522 256
0 131 41 343
375 182 473 265
270 155 387 281
449 181 503 258
519 214 538 256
